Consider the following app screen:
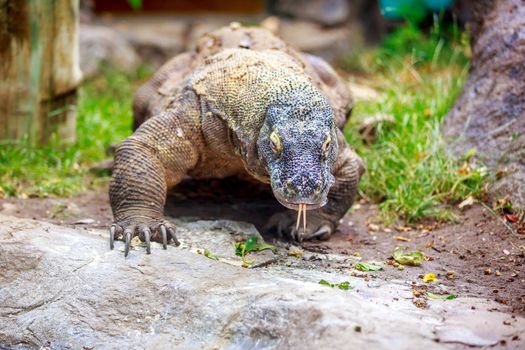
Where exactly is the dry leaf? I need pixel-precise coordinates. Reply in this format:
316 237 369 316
458 196 475 209
288 250 304 257
423 273 437 283
368 223 380 232
505 213 518 223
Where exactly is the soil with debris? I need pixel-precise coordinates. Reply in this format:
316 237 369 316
2 178 524 317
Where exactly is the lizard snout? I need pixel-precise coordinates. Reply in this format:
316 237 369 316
282 172 325 204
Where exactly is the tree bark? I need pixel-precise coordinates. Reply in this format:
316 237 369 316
0 0 81 144
444 0 525 207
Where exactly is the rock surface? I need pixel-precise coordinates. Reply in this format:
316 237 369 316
443 0 525 207
1 214 524 349
272 0 350 26
79 24 140 78
109 18 188 68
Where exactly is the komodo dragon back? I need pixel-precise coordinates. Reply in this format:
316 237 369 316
133 24 352 131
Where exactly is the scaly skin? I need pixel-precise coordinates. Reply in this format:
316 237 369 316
109 25 364 255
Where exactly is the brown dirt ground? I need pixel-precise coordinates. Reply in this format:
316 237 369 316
1 179 524 318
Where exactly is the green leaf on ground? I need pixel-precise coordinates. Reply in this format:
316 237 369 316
393 247 425 266
319 279 352 290
426 292 457 300
234 235 277 265
354 262 383 271
203 249 218 261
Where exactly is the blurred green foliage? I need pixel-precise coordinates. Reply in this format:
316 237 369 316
343 22 486 223
0 66 150 198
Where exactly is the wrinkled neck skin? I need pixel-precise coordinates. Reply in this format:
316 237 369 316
256 88 339 210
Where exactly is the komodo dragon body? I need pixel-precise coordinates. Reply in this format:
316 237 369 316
109 25 364 256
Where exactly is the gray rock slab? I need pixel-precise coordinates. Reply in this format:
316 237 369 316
0 215 523 349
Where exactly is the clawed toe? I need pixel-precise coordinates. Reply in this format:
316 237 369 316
288 223 333 243
124 228 133 257
110 225 116 250
307 224 332 240
167 226 180 246
160 225 168 249
109 221 180 257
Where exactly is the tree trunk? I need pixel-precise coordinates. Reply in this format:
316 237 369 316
0 0 81 144
444 0 525 207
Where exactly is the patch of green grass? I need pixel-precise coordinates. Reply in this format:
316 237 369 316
344 23 487 224
0 66 150 198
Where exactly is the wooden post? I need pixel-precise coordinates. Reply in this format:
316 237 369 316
0 0 82 144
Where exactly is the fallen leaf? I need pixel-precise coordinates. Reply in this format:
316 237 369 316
413 299 428 308
394 236 410 242
496 168 512 179
423 273 437 283
426 292 457 300
234 236 276 265
412 285 428 297
203 249 218 261
424 241 434 248
505 213 518 223
393 247 425 266
319 279 352 290
458 196 476 209
368 223 380 232
288 250 304 257
354 262 383 272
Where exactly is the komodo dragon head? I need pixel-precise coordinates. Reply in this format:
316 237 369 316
257 89 338 213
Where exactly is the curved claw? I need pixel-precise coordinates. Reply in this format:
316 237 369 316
167 227 180 246
160 225 168 250
109 225 116 250
307 224 332 241
296 228 304 243
143 228 151 254
124 229 132 257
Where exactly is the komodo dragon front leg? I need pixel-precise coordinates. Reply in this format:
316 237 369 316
109 91 203 256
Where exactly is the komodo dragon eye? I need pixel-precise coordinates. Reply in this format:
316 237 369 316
269 130 283 154
322 134 332 157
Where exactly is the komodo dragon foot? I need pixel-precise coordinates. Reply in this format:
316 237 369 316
265 210 335 242
110 219 180 257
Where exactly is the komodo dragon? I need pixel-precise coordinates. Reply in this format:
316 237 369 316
109 24 364 256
